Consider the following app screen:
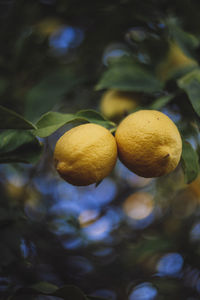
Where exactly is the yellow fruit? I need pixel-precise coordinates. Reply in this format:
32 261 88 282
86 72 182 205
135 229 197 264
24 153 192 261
78 209 99 227
54 123 117 186
35 18 62 36
123 192 154 220
115 110 182 178
6 182 24 199
157 41 198 81
100 90 138 120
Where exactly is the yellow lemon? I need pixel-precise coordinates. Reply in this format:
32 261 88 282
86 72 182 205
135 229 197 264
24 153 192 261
115 110 182 178
157 41 198 81
6 182 24 200
54 123 117 186
35 18 62 36
100 90 138 120
123 192 154 220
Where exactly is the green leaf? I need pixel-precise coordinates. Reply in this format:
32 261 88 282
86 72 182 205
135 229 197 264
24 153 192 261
34 112 74 138
75 110 115 128
96 58 163 93
0 130 43 164
181 140 199 184
177 69 200 117
167 18 199 57
34 109 115 138
31 282 58 294
149 94 174 110
0 105 35 130
8 283 89 300
25 68 84 122
54 285 89 300
8 283 58 300
122 235 173 270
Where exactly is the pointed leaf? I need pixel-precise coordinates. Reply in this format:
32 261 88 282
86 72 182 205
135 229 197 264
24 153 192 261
75 110 115 128
34 110 115 138
9 283 89 300
96 58 163 93
177 69 200 117
34 112 75 137
0 105 35 130
149 94 174 110
31 282 58 294
0 130 43 164
181 140 199 184
167 19 199 57
54 285 89 300
25 68 84 122
8 283 58 300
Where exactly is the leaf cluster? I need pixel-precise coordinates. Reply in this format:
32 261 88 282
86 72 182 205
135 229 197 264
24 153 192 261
9 282 104 300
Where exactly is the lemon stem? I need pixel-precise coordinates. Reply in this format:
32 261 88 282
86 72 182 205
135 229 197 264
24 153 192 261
110 127 117 134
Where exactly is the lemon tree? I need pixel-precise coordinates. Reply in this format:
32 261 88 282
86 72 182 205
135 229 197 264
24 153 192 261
0 14 199 185
2 1 200 300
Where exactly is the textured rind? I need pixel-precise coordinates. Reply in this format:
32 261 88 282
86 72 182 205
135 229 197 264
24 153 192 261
54 123 117 186
115 110 182 178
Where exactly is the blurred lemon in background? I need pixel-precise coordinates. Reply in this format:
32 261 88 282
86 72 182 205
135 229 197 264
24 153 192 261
6 182 24 200
123 192 154 220
100 90 138 121
54 123 117 186
35 17 62 36
78 210 99 227
115 110 182 178
157 41 198 81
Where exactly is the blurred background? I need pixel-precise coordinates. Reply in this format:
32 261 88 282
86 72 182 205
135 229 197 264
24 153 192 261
1 0 200 299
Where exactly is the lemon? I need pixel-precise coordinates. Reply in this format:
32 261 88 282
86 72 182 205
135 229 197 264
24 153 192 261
54 123 117 186
115 110 182 178
123 192 154 220
157 41 198 81
100 90 138 120
35 18 62 36
6 182 24 200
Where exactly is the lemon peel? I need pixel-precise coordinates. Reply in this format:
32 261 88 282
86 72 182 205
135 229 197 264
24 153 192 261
115 110 182 178
100 90 138 120
54 123 117 186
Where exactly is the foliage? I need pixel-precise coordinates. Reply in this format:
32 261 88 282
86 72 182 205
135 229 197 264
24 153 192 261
1 0 200 299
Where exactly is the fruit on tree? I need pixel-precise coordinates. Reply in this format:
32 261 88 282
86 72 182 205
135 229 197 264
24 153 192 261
100 89 138 121
115 110 182 178
54 123 117 186
157 41 198 81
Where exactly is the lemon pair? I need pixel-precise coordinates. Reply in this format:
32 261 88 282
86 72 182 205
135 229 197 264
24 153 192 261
54 110 182 186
